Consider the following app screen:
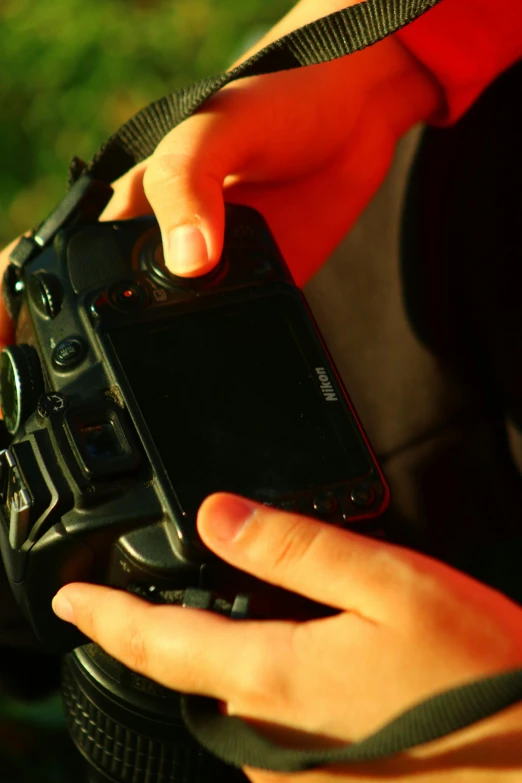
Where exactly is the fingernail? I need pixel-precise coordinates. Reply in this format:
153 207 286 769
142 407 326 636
52 592 76 624
208 495 258 542
166 225 208 274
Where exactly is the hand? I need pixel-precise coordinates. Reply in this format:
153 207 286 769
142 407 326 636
0 27 441 286
53 493 522 782
100 34 440 284
0 16 441 340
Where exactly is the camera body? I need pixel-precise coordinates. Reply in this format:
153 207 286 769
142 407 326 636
0 197 388 651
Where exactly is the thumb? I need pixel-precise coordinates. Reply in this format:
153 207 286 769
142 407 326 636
197 493 406 620
142 125 224 278
140 101 253 278
108 76 294 278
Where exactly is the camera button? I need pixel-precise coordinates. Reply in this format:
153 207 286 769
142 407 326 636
349 485 375 509
37 392 68 417
313 492 338 516
53 337 87 370
254 258 274 277
248 250 276 278
28 272 63 319
110 282 148 310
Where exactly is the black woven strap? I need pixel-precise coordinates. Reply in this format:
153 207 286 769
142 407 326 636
61 0 522 771
180 668 522 771
78 0 444 186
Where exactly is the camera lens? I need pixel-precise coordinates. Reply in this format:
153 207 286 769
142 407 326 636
62 645 247 783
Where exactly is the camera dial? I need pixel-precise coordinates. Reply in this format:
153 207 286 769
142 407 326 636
0 345 44 435
141 226 224 287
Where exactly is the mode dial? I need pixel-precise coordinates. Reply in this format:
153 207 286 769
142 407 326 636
28 271 63 319
0 345 44 435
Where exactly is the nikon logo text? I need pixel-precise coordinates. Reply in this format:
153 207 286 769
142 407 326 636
315 368 338 401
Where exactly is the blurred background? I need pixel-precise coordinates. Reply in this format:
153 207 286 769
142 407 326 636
0 0 292 247
0 1 291 780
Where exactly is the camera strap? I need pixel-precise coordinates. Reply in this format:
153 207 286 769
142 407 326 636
78 0 444 185
12 0 522 772
181 668 522 772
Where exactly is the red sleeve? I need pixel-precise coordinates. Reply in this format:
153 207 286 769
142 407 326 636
395 0 522 125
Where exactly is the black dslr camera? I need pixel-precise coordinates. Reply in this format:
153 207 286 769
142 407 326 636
0 177 388 782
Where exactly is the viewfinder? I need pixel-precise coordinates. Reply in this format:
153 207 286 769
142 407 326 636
64 406 141 479
79 421 124 461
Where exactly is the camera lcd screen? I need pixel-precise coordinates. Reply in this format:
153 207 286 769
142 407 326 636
107 293 371 515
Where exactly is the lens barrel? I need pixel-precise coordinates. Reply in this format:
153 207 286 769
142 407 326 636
61 645 247 783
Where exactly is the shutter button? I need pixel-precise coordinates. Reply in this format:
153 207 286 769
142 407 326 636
52 337 87 369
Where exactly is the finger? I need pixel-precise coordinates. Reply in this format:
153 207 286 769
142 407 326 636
139 94 257 278
98 113 243 277
0 236 19 270
52 582 298 711
0 237 21 348
111 71 323 279
100 160 152 221
197 494 412 619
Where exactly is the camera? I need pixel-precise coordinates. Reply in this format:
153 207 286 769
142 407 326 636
0 176 389 782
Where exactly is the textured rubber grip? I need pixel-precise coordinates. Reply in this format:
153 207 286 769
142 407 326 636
61 654 247 783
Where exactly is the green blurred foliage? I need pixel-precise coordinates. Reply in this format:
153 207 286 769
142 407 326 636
0 0 292 246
